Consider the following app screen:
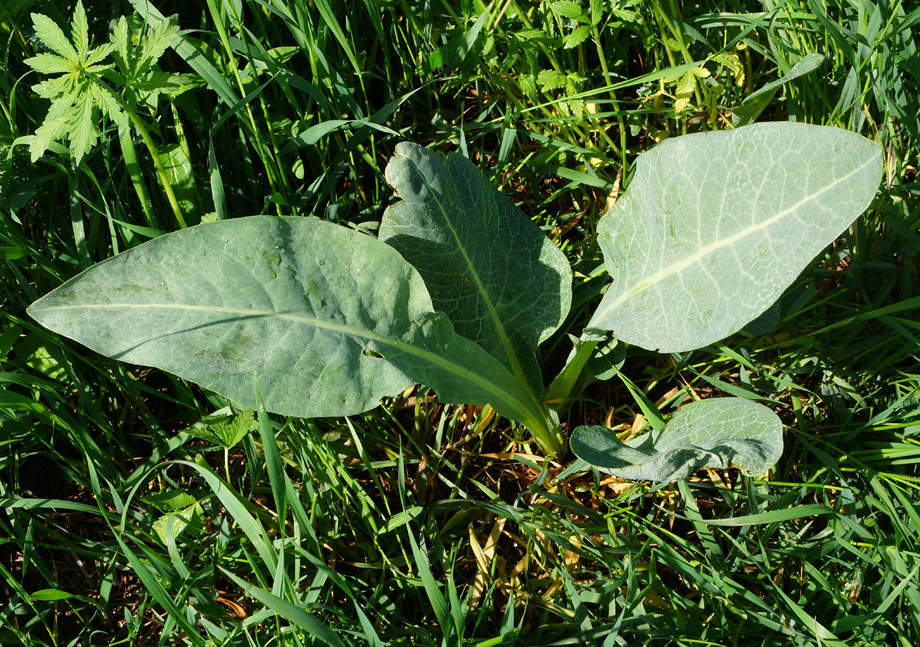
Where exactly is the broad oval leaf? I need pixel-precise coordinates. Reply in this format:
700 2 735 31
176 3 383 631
28 217 431 417
571 398 783 482
381 142 572 391
589 122 882 352
28 216 554 444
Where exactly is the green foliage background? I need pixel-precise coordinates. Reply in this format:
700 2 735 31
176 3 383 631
1 0 919 645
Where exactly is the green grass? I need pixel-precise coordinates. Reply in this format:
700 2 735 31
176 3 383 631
2 0 919 645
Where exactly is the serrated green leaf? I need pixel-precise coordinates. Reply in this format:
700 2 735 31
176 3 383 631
83 42 116 68
380 143 571 394
563 25 591 48
25 53 73 75
588 123 882 352
138 18 179 74
30 115 70 162
197 409 253 449
537 69 567 91
152 503 204 544
589 0 602 23
90 84 128 127
112 16 130 72
142 489 197 511
550 0 588 21
32 75 72 99
572 398 784 481
518 74 537 101
70 0 89 58
31 13 78 60
612 9 640 21
711 52 744 87
134 71 190 101
68 89 97 162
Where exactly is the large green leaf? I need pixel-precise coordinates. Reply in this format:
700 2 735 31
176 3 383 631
27 217 547 434
571 398 783 482
589 122 882 352
381 143 572 391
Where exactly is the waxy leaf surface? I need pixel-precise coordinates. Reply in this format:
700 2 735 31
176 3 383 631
381 142 572 391
589 122 882 352
28 216 545 429
571 398 783 482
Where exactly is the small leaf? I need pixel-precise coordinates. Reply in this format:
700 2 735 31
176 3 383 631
589 0 603 23
550 0 588 21
83 42 117 68
711 52 744 88
572 398 784 482
31 76 71 99
537 69 567 91
152 503 204 544
30 115 70 162
518 73 538 100
30 588 77 601
68 90 97 162
90 84 128 127
137 17 180 74
142 489 197 511
112 16 130 73
563 25 591 48
208 410 254 449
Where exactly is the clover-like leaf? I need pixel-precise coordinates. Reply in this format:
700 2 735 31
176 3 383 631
571 398 783 482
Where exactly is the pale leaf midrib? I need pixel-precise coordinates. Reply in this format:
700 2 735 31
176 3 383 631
403 154 539 401
34 301 546 433
592 152 878 324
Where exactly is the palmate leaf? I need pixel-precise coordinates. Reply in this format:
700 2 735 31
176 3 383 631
380 143 572 393
588 122 882 352
27 217 550 436
571 398 784 482
27 1 121 163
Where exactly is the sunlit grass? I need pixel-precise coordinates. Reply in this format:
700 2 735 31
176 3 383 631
1 0 919 644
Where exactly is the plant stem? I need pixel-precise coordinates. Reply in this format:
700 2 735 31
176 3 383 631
118 103 188 229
